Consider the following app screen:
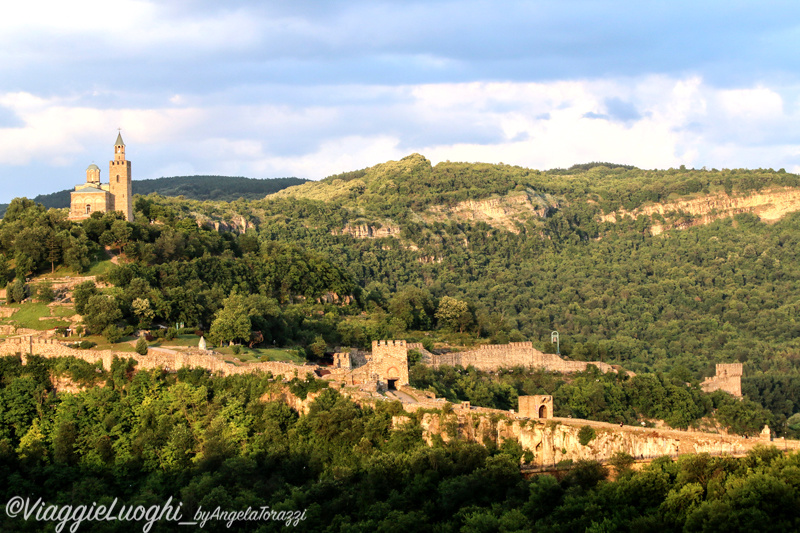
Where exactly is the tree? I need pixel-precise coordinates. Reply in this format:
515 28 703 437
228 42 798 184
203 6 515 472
6 279 27 303
132 298 155 328
388 287 435 330
46 233 61 273
63 235 92 273
83 295 122 334
209 296 251 346
436 296 474 333
0 254 10 287
72 281 98 315
135 336 149 355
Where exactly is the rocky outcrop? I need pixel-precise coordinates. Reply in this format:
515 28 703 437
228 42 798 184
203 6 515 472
600 187 800 234
333 222 401 239
416 410 799 467
195 214 256 234
426 191 559 233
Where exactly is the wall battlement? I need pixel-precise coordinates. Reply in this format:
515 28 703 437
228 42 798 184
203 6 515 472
479 342 533 350
716 363 743 377
372 340 407 348
428 341 617 374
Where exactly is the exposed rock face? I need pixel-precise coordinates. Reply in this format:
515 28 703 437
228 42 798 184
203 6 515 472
195 214 255 234
417 411 799 467
334 223 401 239
600 187 800 233
426 191 559 233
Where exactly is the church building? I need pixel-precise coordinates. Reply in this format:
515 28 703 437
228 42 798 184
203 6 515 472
68 133 133 222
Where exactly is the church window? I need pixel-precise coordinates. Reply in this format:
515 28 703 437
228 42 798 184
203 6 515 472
86 204 91 214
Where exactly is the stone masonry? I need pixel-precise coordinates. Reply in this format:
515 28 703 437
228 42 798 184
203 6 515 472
518 395 553 419
428 342 617 374
327 340 410 390
0 336 318 381
700 363 743 397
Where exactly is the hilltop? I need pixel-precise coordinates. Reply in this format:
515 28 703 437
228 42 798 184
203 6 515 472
0 175 307 218
268 153 800 232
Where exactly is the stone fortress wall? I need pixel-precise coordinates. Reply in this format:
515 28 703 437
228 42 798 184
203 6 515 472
1 333 741 401
0 336 319 381
700 363 743 397
4 335 795 467
426 341 617 373
328 340 409 390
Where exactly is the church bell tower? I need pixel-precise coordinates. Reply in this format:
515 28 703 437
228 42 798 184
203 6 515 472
108 132 133 222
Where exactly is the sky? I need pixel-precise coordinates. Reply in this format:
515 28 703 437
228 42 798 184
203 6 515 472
2 0 800 202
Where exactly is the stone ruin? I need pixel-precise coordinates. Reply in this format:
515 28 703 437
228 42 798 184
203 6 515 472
329 340 410 391
700 363 743 397
518 395 554 419
426 341 618 374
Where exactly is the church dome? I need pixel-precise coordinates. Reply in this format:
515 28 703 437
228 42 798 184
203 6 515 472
87 164 100 171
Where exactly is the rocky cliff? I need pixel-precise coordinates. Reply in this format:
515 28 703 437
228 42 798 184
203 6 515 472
600 187 800 234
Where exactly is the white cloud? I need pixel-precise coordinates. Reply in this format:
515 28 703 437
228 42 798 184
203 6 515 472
2 75 800 202
717 87 784 120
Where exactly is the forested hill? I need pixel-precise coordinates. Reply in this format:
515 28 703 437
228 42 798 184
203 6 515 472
146 154 800 380
0 175 307 217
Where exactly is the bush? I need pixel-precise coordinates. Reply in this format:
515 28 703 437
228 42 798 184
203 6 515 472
122 325 135 337
35 283 54 303
232 345 241 355
578 425 596 446
102 325 123 344
6 279 27 303
73 340 96 349
135 336 148 355
165 327 177 340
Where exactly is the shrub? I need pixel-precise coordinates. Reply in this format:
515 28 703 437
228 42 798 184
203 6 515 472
165 327 177 340
35 283 54 303
578 425 596 446
122 325 135 337
135 337 148 355
102 325 123 344
6 279 27 303
232 345 241 355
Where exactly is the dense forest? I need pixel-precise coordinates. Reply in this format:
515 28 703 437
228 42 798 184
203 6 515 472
0 356 798 532
0 175 307 217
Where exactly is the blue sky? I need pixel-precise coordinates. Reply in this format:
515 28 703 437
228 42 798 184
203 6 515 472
2 0 800 202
